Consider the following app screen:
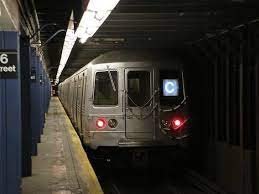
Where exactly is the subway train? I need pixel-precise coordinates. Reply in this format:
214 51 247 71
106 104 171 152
58 50 190 151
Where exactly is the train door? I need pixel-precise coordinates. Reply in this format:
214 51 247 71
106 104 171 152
80 73 86 136
76 76 83 130
70 80 75 117
125 68 155 139
73 78 78 123
74 77 79 125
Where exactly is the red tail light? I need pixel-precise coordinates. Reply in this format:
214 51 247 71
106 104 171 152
171 117 184 130
96 118 107 129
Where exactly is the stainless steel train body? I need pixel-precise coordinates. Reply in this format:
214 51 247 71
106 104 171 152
59 51 190 150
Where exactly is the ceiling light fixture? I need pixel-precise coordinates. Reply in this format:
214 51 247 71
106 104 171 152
75 0 120 44
55 0 120 84
79 33 90 44
55 11 76 85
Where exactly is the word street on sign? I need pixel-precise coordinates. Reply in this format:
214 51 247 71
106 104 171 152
0 51 18 79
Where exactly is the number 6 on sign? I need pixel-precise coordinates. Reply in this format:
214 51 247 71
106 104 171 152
0 54 8 64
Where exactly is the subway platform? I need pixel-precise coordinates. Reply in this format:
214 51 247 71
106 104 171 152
22 97 103 194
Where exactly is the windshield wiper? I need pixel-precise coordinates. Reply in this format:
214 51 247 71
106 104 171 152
173 96 188 110
106 65 116 92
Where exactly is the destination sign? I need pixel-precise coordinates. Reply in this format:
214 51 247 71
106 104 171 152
0 51 18 79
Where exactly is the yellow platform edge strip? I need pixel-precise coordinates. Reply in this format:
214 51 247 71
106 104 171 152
57 98 104 194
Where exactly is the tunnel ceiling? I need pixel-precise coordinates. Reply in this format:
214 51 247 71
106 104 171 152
34 0 259 82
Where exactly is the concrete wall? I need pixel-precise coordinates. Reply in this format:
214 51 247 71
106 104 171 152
0 0 19 31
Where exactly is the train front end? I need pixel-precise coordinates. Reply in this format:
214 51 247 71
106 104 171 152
87 61 190 150
158 70 190 142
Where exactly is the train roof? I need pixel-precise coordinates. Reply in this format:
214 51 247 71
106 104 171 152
90 50 181 65
60 50 183 85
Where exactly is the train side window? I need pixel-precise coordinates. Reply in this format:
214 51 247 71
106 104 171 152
127 71 150 107
94 71 118 105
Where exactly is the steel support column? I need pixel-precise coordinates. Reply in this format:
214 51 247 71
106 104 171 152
20 36 32 177
39 61 44 134
256 34 259 194
0 31 21 194
30 48 40 155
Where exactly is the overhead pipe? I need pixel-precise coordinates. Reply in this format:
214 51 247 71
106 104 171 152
30 0 41 41
40 29 66 48
16 0 34 36
30 23 58 40
186 18 259 45
24 0 37 37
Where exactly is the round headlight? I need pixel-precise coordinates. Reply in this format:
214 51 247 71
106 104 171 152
96 118 107 129
108 119 118 128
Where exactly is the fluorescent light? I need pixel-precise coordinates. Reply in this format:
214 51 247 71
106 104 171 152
75 0 120 43
87 0 120 11
55 0 120 84
55 11 76 84
60 30 76 65
79 34 90 44
75 10 107 39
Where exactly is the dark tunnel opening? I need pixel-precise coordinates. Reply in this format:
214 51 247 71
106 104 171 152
182 25 258 194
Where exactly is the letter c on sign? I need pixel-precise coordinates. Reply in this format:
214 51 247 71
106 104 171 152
165 81 175 94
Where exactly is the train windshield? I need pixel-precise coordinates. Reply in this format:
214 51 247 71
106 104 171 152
94 71 118 105
127 71 150 107
160 71 184 105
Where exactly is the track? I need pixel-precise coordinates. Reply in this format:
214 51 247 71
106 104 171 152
90 156 226 194
89 150 228 194
86 145 226 194
97 167 206 194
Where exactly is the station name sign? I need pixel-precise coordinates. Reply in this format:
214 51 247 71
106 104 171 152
0 50 18 79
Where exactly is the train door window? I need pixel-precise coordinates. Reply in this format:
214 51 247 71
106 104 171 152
127 71 150 107
94 71 118 105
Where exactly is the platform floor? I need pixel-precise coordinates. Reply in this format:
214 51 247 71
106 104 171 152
22 97 103 194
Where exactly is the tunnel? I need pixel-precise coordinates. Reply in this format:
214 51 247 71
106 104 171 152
0 0 258 194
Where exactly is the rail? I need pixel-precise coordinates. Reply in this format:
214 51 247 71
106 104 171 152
184 169 228 194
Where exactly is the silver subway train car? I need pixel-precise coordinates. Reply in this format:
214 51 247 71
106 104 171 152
58 50 190 150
